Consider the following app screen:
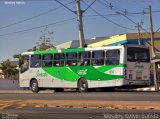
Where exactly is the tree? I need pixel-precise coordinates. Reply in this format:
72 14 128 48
37 26 56 50
0 59 18 80
13 54 21 59
13 27 56 61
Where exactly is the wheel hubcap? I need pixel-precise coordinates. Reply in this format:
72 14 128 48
81 82 86 90
32 82 37 90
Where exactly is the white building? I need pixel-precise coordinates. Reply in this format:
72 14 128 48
56 37 108 49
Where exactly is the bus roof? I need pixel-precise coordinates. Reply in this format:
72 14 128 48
21 45 148 55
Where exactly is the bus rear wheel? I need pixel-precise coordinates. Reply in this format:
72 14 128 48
30 79 39 93
78 78 88 92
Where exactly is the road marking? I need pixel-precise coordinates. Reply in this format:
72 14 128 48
0 103 12 110
16 103 27 109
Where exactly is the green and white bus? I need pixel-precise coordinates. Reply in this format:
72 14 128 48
19 45 150 92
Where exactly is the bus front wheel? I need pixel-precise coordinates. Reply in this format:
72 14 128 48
30 79 39 93
78 78 88 92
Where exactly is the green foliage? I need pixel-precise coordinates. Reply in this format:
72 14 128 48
13 54 21 59
0 59 19 80
38 42 56 50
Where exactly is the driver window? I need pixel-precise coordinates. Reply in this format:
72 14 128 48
20 55 29 73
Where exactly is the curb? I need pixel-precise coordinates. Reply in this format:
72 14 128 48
136 86 160 91
0 90 53 94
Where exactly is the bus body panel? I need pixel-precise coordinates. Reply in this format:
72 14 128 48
19 45 150 90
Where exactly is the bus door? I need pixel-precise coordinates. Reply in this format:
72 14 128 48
19 55 30 87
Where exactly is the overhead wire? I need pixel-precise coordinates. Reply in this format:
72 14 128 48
0 0 75 30
54 0 75 14
0 17 76 37
99 0 151 33
83 0 96 13
82 1 135 30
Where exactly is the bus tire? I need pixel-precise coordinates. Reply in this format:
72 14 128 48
30 79 39 93
78 78 88 92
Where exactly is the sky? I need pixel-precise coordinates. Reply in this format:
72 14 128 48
0 0 160 62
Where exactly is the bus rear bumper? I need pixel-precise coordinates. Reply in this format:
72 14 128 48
124 79 150 86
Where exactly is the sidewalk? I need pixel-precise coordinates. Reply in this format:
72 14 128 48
0 90 53 93
0 87 159 93
136 86 160 91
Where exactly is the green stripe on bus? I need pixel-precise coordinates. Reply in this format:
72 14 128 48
34 50 58 54
42 66 123 82
61 48 84 53
70 66 123 80
34 48 84 55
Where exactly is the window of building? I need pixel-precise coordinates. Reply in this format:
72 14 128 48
42 54 53 67
92 51 105 66
53 53 65 67
106 50 120 65
30 55 41 68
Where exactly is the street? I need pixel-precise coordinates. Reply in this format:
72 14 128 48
0 92 159 101
0 92 159 119
0 106 160 119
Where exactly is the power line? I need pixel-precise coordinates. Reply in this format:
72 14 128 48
55 0 97 14
0 18 76 37
102 0 160 15
82 1 135 30
0 13 127 38
116 12 137 25
100 0 125 13
99 0 160 15
98 0 151 33
83 0 96 13
54 0 75 14
0 1 75 30
155 26 160 32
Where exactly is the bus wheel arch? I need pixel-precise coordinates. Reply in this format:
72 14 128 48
30 78 39 93
77 78 88 92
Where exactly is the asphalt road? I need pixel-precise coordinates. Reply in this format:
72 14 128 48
0 92 160 101
0 92 160 119
0 107 160 119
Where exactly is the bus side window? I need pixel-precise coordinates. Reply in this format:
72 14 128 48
78 52 91 66
92 51 105 66
106 50 120 65
30 55 42 68
53 53 65 67
42 54 53 67
20 55 29 73
65 53 77 66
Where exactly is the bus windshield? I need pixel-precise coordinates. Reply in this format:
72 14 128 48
127 47 150 62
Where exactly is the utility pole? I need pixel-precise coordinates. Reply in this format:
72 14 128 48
76 0 85 48
149 5 155 57
149 5 159 91
137 22 141 45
